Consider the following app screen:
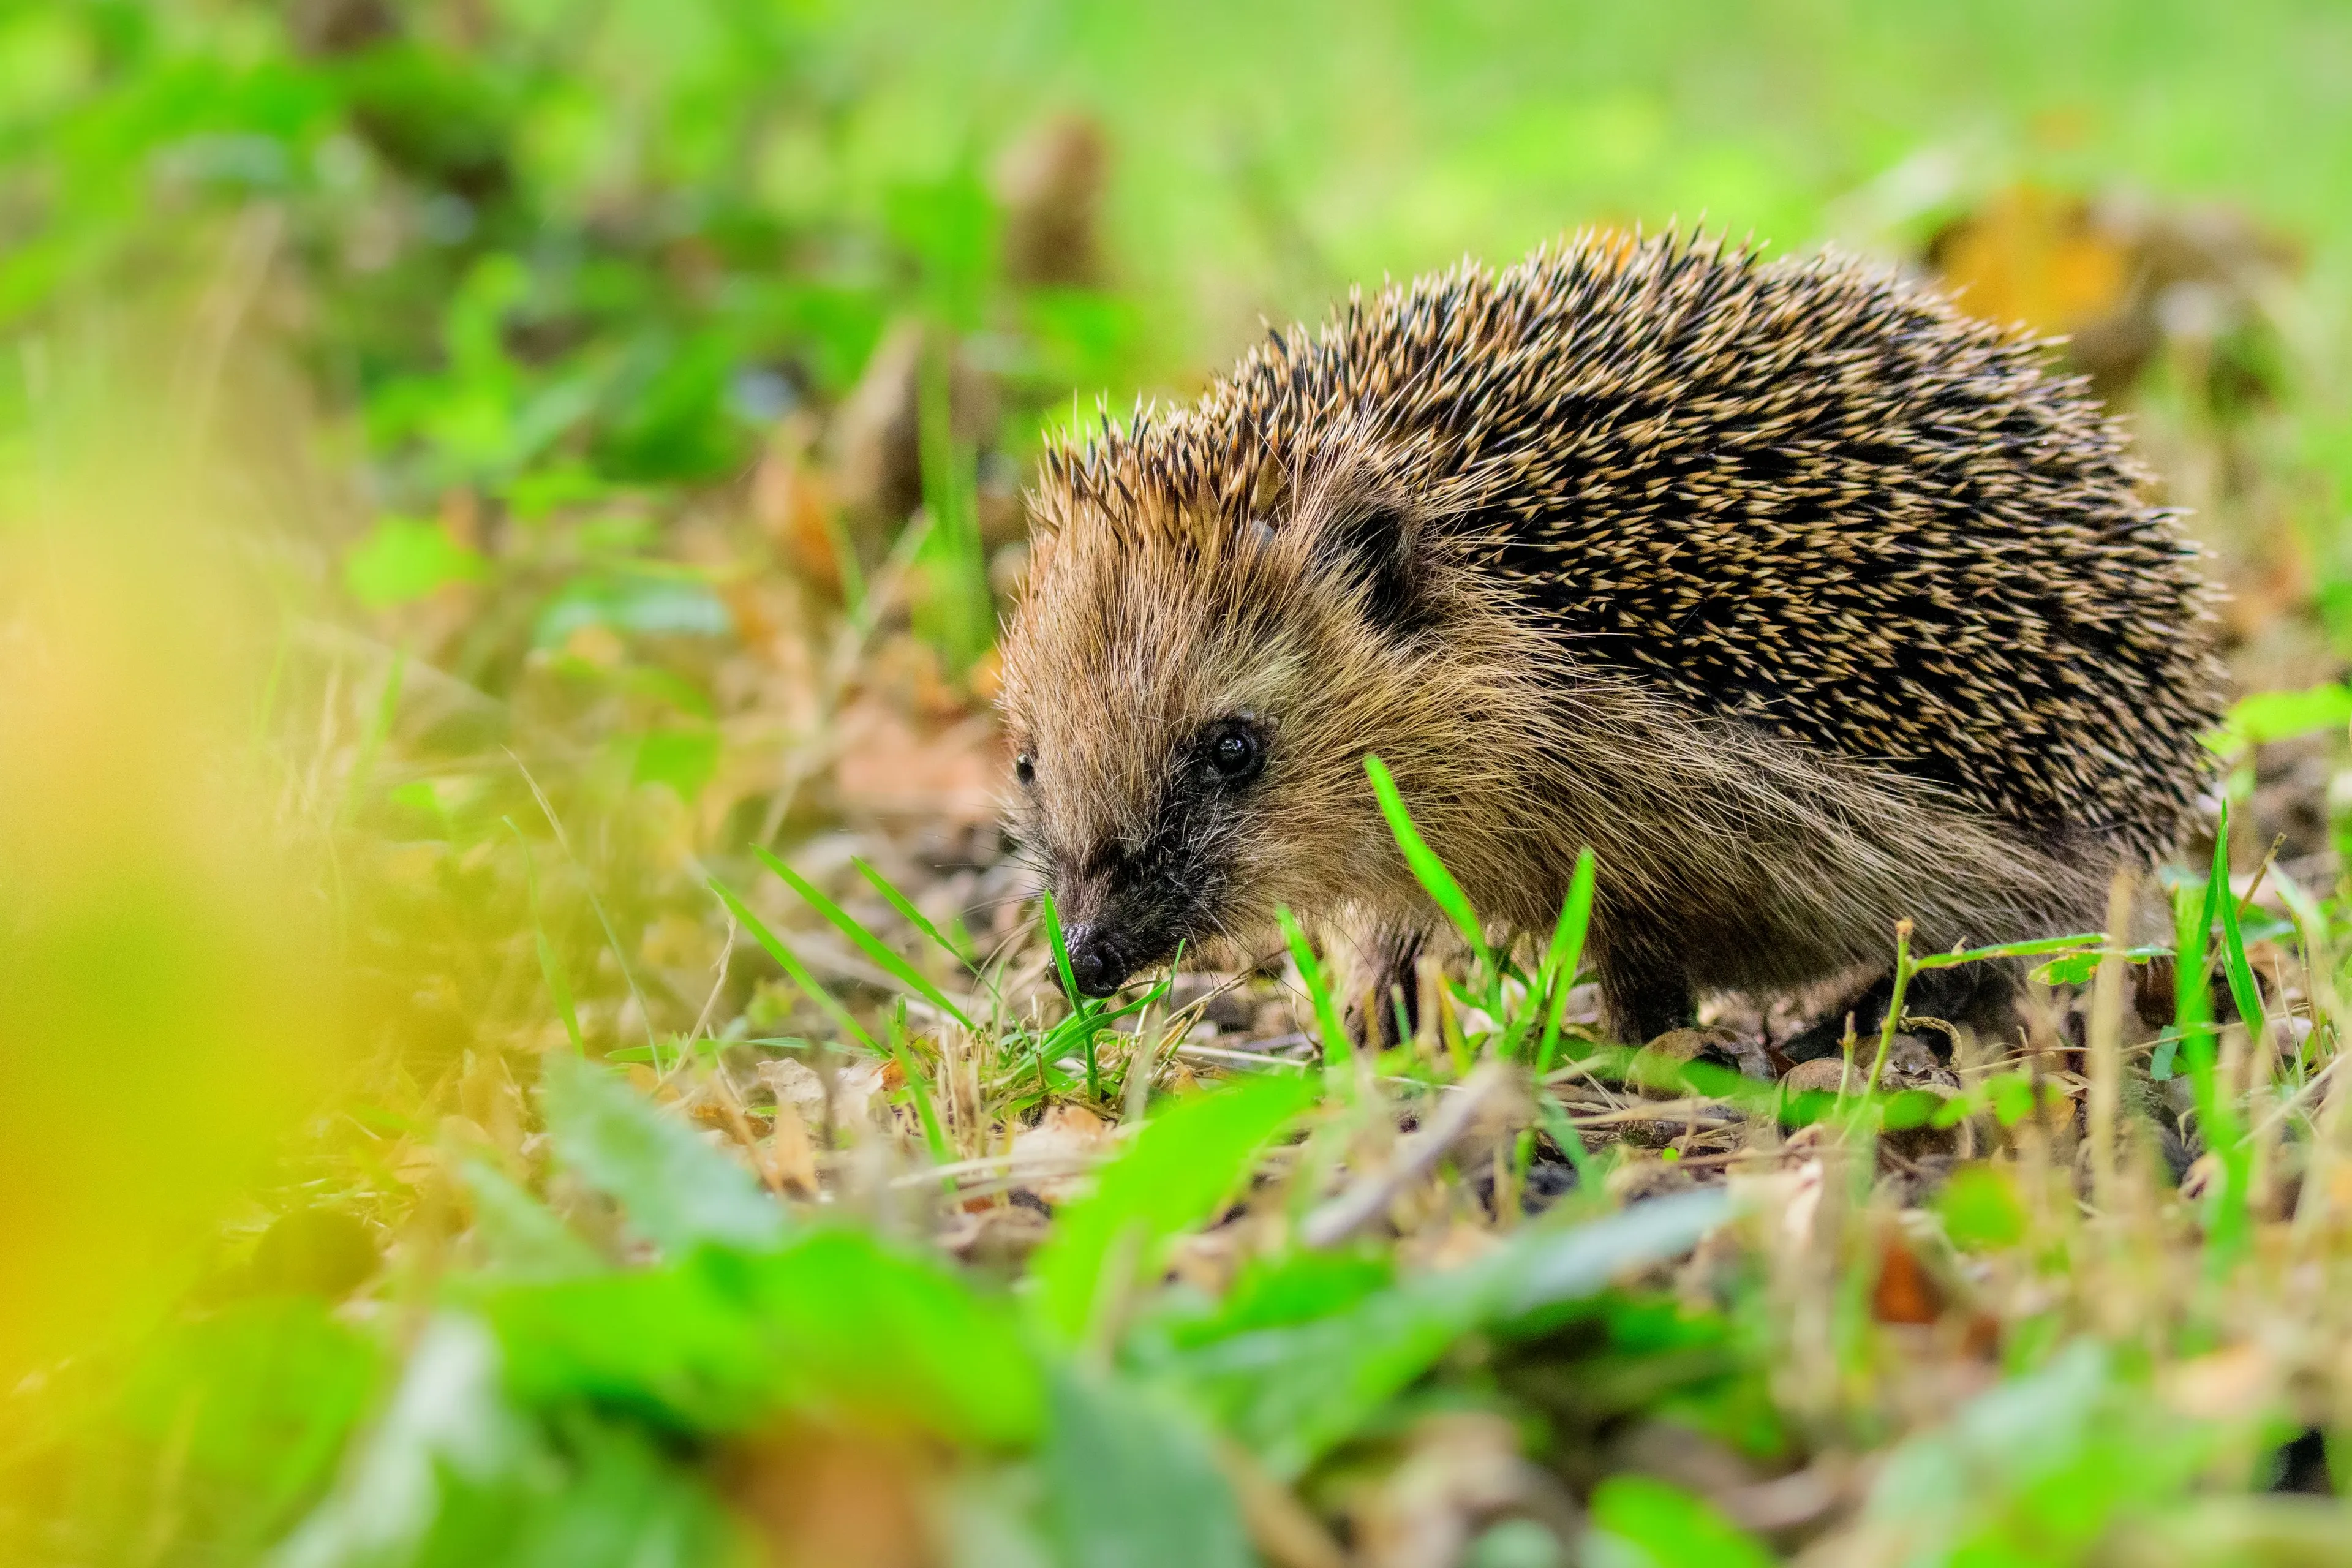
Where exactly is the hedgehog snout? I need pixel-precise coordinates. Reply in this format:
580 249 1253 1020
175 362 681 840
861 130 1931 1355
1061 922 1134 998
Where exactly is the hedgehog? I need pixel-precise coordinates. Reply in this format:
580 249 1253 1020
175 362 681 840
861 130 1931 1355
995 231 2225 1050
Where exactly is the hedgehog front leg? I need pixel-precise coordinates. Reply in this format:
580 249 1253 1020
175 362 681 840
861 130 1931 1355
1593 943 1696 1047
1341 924 1427 1051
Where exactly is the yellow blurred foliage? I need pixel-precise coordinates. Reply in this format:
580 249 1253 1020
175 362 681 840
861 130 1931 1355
0 415 337 1386
1929 186 2133 336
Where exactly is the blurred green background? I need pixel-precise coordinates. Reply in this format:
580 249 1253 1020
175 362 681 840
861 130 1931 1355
6 0 2345 497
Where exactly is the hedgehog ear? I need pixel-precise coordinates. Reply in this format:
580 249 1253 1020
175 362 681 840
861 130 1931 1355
1311 499 1427 633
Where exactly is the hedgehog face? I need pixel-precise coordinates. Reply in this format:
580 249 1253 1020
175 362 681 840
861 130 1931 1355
998 478 1527 995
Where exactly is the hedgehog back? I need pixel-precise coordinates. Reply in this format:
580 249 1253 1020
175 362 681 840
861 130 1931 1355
1084 235 2225 859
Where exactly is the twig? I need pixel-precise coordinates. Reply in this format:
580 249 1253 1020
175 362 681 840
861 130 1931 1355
1566 1098 1742 1130
882 1148 1112 1191
1175 1042 1314 1073
2250 1047 2339 1142
2239 833 2289 910
665 909 739 1086
1300 1064 1513 1248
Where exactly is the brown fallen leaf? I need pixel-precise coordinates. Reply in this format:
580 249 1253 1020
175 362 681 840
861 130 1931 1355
725 1421 939 1568
1928 184 2298 400
1009 1102 1116 1204
764 1093 820 1197
832 698 1002 826
762 1056 886 1140
750 417 846 597
2162 1342 2276 1422
1871 1234 1941 1325
1931 186 2131 340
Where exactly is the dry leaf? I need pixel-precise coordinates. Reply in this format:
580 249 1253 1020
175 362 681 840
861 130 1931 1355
1009 1102 1115 1204
764 1093 820 1197
832 700 1001 825
726 1421 938 1568
1871 1235 1940 1325
2161 1343 2275 1421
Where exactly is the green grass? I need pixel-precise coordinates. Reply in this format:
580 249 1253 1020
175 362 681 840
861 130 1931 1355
1 1 2351 1564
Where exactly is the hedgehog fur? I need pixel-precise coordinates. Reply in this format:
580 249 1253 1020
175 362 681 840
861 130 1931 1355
996 230 2225 1045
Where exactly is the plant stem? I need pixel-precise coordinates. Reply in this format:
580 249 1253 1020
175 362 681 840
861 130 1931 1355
1865 918 1917 1104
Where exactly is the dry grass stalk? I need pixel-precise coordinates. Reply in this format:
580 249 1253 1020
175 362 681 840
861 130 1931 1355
2089 867 2136 1212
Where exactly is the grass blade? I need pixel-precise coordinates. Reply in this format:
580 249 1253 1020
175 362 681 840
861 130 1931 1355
337 648 406 827
855 855 973 968
2176 842 2248 1264
888 1000 952 1166
1913 932 2107 970
1535 848 1598 1074
508 821 582 1054
2210 801 2268 1042
2171 878 2217 1085
1278 907 1353 1068
1364 755 1491 977
709 876 875 1052
755 845 973 1028
1041 888 1085 1005
1041 889 1103 1099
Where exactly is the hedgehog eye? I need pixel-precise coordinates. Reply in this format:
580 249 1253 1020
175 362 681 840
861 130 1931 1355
1015 752 1036 788
1200 718 1264 786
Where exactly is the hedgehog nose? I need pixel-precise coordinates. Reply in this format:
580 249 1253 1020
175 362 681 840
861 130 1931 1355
1064 925 1133 998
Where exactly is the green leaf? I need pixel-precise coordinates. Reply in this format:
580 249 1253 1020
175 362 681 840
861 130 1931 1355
123 1300 384 1550
1586 1475 1776 1568
1880 1087 1948 1131
477 1232 1043 1449
274 1313 549 1568
631 727 720 801
539 1054 785 1256
1365 753 1491 975
1200 1248 1396 1340
1494 1188 1732 1319
1988 1072 2049 1127
2031 949 2103 986
281 1308 745 1568
2209 684 2352 751
1044 1364 1252 1568
1937 1163 2026 1250
1853 1340 2225 1564
1031 1075 1318 1342
344 516 488 608
1173 1189 1729 1479
755 845 972 1028
458 1158 606 1280
730 1234 1044 1447
533 571 733 648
